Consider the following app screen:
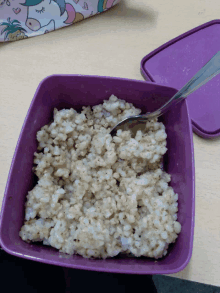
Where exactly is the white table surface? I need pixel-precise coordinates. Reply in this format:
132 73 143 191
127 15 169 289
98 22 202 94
1 0 220 287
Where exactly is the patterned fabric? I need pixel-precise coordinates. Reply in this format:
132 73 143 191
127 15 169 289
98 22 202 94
0 0 120 42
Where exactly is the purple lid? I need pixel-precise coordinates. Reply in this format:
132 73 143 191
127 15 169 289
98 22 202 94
141 20 220 139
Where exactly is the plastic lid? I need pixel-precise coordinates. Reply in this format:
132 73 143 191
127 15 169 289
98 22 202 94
141 20 220 139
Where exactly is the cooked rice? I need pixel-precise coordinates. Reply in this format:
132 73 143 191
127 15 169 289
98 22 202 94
19 95 181 259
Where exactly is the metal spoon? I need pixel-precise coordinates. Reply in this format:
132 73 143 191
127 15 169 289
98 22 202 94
110 51 220 136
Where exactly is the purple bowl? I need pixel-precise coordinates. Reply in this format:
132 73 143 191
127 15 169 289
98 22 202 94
0 75 195 274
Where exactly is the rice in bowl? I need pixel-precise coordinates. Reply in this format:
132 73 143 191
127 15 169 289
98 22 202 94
19 95 181 259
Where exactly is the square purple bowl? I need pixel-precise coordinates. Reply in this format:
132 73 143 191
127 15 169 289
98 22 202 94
0 75 195 274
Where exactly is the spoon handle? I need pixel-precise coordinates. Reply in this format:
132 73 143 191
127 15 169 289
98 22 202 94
152 51 220 118
176 51 220 97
